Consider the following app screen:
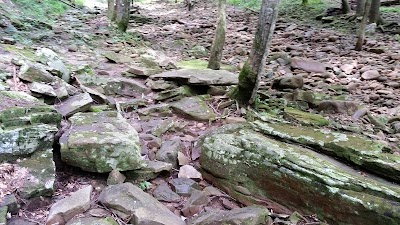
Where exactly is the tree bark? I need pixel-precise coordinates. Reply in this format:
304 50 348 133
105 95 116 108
108 0 117 21
356 0 366 15
116 0 131 32
355 0 371 51
341 0 351 14
208 0 227 70
368 0 381 24
230 0 280 105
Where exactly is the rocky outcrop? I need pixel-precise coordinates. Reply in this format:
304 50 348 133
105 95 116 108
98 183 185 225
59 111 144 173
0 91 61 161
200 123 400 225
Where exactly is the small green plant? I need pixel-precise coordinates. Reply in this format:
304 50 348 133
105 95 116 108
12 0 69 24
138 181 151 190
394 34 400 43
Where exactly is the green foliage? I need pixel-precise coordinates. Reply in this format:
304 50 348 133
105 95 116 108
74 0 86 6
380 6 400 13
138 181 151 190
228 0 261 10
279 0 330 18
12 0 69 24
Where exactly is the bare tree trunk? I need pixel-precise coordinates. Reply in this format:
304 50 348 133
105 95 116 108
368 0 381 24
341 0 351 14
355 0 371 51
356 0 366 15
116 0 131 32
208 0 227 70
230 0 280 105
108 0 117 21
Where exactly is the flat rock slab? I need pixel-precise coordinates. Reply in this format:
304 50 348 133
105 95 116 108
170 96 216 121
47 185 92 225
17 149 56 199
200 125 400 225
66 217 118 225
151 69 238 85
188 206 269 225
252 121 400 182
56 92 93 117
291 57 326 73
98 183 185 225
59 111 144 173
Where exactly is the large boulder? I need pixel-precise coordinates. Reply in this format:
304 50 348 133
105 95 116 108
252 121 400 182
98 183 185 225
59 111 144 173
170 96 216 121
0 91 60 160
200 124 400 225
150 69 238 86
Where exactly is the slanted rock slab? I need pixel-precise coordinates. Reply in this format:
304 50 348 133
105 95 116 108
60 111 144 173
46 185 92 225
98 183 185 225
66 217 118 225
56 92 93 117
151 69 238 85
200 125 400 225
252 121 400 182
171 96 216 121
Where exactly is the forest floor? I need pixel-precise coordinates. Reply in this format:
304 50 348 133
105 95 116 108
1 0 400 224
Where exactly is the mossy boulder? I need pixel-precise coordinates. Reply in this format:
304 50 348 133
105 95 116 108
252 121 400 182
283 108 330 126
60 111 145 173
200 125 400 225
0 91 61 160
171 96 216 121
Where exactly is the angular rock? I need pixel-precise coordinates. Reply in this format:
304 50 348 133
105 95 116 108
145 79 177 90
6 218 37 225
273 75 304 89
30 82 56 97
317 100 358 114
124 160 173 181
182 190 209 217
66 217 118 225
98 183 185 225
171 96 216 121
156 139 185 168
56 93 93 117
138 103 172 116
125 65 157 77
47 186 92 225
201 125 400 225
17 149 56 199
0 194 19 214
170 178 201 197
188 206 269 225
103 51 132 64
60 111 144 173
153 183 181 203
151 69 238 85
0 207 6 225
155 85 194 101
107 169 126 185
178 165 202 179
18 63 56 83
36 48 70 82
361 70 380 80
291 57 326 73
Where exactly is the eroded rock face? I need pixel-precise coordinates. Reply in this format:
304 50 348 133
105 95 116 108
0 91 61 160
98 183 185 225
59 111 144 173
200 124 400 225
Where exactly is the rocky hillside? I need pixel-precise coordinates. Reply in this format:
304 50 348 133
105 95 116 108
0 0 399 225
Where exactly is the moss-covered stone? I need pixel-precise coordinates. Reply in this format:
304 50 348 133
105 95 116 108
60 111 145 173
200 126 400 225
170 96 216 121
66 217 119 225
176 59 235 71
17 149 55 199
251 121 400 181
283 108 330 126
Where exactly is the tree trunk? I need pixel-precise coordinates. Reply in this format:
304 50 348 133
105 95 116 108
341 0 351 14
368 0 381 24
116 0 131 32
208 0 227 70
230 0 280 105
356 0 365 16
108 0 117 21
355 0 371 51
